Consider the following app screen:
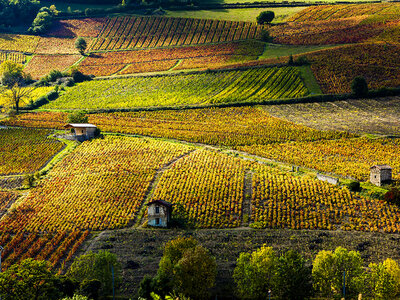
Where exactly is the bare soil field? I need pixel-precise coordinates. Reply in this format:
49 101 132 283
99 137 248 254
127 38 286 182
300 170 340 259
263 97 400 136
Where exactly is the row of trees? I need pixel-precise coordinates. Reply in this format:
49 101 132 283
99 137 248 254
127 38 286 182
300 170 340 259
2 238 400 300
141 237 400 300
0 250 120 300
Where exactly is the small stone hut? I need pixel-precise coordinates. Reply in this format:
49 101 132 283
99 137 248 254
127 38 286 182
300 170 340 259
146 200 173 228
64 123 97 142
370 165 392 186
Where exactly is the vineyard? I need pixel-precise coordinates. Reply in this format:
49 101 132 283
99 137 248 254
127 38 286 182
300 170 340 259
24 54 81 79
0 128 64 175
0 191 18 216
1 136 193 232
251 164 400 233
0 52 27 64
264 97 400 136
287 3 399 22
77 41 264 76
0 230 89 272
240 137 400 182
47 18 106 38
35 37 93 55
88 16 264 51
0 34 39 53
3 107 349 147
150 149 249 228
270 17 392 45
308 43 400 94
43 67 309 110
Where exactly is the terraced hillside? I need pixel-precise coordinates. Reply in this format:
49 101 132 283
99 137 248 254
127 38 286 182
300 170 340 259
43 66 309 110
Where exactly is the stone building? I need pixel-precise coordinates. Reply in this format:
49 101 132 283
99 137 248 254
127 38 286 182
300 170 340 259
370 165 392 186
147 200 173 228
64 123 97 142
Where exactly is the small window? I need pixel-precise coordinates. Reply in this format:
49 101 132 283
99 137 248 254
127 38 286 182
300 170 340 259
374 175 377 179
155 218 160 225
155 206 160 214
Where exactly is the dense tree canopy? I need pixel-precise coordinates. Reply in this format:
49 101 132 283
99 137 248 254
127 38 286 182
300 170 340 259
0 0 40 28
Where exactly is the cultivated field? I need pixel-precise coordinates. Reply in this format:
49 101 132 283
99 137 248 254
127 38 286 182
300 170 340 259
3 107 348 146
264 97 400 135
89 16 264 51
0 128 64 175
43 67 308 109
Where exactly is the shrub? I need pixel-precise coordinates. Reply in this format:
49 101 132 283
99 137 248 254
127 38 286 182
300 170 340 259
351 76 369 97
385 188 400 207
260 29 273 42
257 11 275 25
348 181 361 192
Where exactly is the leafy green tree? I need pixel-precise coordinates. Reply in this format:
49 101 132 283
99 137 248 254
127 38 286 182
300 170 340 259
75 37 87 55
0 61 35 113
157 237 216 299
256 11 275 25
68 111 89 123
67 250 121 297
368 258 400 300
351 76 369 97
233 245 278 299
312 247 364 298
28 7 54 34
0 258 61 300
276 250 313 300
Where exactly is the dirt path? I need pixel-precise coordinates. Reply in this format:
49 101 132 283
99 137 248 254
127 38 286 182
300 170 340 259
133 148 197 227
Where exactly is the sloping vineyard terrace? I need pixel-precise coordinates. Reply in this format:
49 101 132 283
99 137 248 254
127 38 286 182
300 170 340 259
1 136 193 232
2 108 350 147
43 67 309 110
78 41 264 76
0 128 64 176
89 16 264 51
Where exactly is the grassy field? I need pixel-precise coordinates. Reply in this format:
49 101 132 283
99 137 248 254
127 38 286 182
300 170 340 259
43 67 309 110
165 7 304 23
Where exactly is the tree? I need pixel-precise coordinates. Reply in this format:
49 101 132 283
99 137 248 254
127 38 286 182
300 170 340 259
276 250 313 300
28 7 54 34
0 258 61 300
368 258 400 300
68 111 89 123
75 37 87 55
157 237 216 299
67 250 121 297
257 11 275 25
0 61 35 113
174 245 217 299
233 245 278 299
351 76 369 97
312 247 364 298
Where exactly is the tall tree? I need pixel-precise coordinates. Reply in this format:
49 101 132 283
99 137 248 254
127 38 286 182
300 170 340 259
75 37 87 55
67 250 121 297
368 258 400 300
233 245 278 299
157 236 216 299
276 250 313 300
312 247 364 299
0 61 35 113
0 258 60 300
